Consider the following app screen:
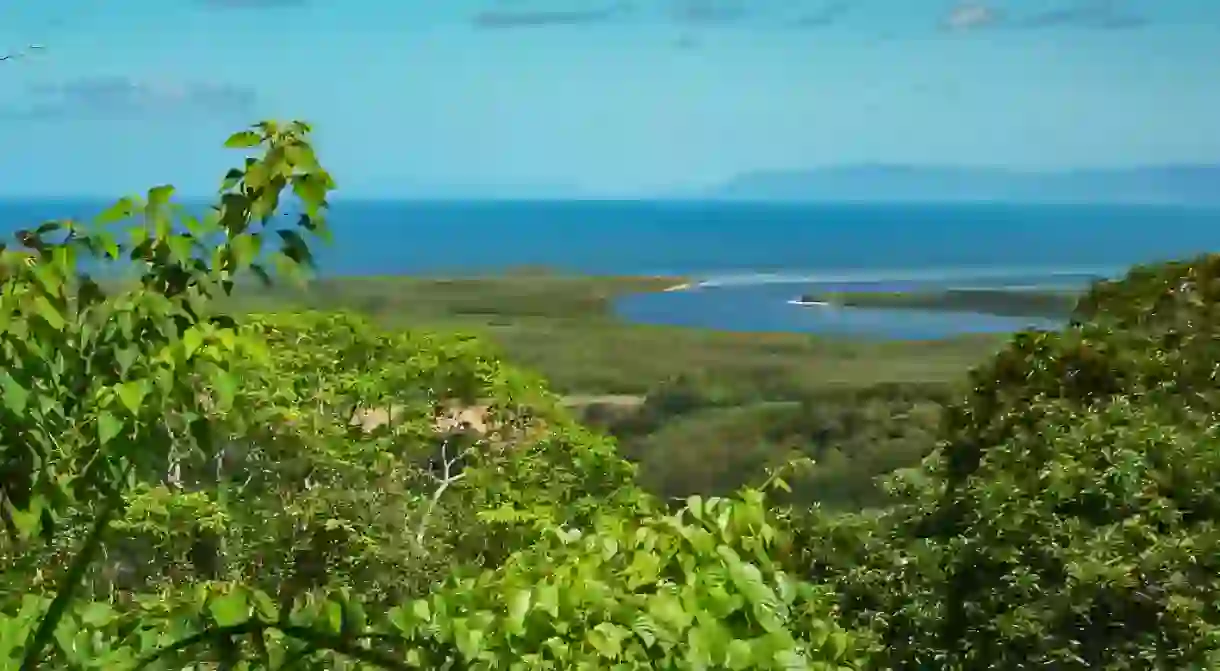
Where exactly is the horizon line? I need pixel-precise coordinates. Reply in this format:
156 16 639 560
0 195 1218 208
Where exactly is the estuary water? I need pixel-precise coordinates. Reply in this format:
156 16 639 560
3 198 1219 339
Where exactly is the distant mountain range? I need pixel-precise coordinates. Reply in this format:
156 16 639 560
707 165 1220 205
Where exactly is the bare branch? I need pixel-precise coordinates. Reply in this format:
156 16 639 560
414 438 469 545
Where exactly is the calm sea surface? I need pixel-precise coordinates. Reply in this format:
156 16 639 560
4 198 1220 339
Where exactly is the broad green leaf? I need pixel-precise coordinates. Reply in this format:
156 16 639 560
324 600 343 634
412 599 430 623
536 584 559 618
182 327 204 359
588 622 626 659
0 372 29 414
32 295 66 330
97 411 122 445
114 346 138 374
146 184 175 209
116 380 150 415
167 235 193 264
224 130 263 148
507 590 531 630
248 590 278 622
77 602 116 627
95 197 137 225
826 630 849 661
209 591 249 627
725 639 754 670
229 233 260 268
292 174 328 209
212 370 237 409
9 499 44 541
687 495 704 519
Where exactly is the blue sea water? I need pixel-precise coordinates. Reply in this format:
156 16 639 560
4 198 1220 339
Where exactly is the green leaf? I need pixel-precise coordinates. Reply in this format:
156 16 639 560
209 591 249 627
284 142 320 170
116 380 150 415
536 584 559 618
95 197 137 225
0 372 29 414
292 174 328 209
324 600 343 634
507 590 531 630
826 630 848 661
9 498 44 541
146 184 175 209
97 411 122 445
167 235 194 264
687 495 704 519
114 346 138 375
412 600 430 623
224 130 263 148
251 590 279 622
588 622 625 659
725 639 754 670
229 233 260 268
77 602 116 627
182 328 204 359
453 620 485 659
32 295 66 331
212 370 237 409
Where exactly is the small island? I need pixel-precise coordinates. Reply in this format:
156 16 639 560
795 287 1083 319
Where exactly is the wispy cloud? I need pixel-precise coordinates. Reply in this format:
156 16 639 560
198 0 306 8
941 2 1003 32
0 45 45 62
4 76 256 120
672 34 701 49
471 3 630 28
791 1 851 28
668 0 749 24
1019 0 1148 30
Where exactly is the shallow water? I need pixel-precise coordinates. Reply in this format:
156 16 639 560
612 280 1067 340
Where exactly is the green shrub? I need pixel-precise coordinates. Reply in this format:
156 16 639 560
794 255 1220 670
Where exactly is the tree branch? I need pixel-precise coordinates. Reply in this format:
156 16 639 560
414 438 467 546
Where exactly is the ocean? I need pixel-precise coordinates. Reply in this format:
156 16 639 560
4 198 1220 339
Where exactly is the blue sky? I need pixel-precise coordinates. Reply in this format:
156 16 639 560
0 0 1218 198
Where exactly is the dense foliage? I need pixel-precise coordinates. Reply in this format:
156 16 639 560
793 255 1220 669
2 119 1216 670
0 123 867 669
595 379 948 509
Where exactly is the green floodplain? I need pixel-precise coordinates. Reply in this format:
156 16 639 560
224 273 1016 509
799 286 1083 319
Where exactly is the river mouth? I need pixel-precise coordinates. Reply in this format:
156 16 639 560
612 280 1070 340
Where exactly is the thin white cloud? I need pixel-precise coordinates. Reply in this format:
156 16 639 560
942 2 1003 32
1020 0 1148 30
471 6 627 28
669 0 749 24
6 76 256 120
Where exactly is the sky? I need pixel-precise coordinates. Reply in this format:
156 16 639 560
0 0 1218 198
